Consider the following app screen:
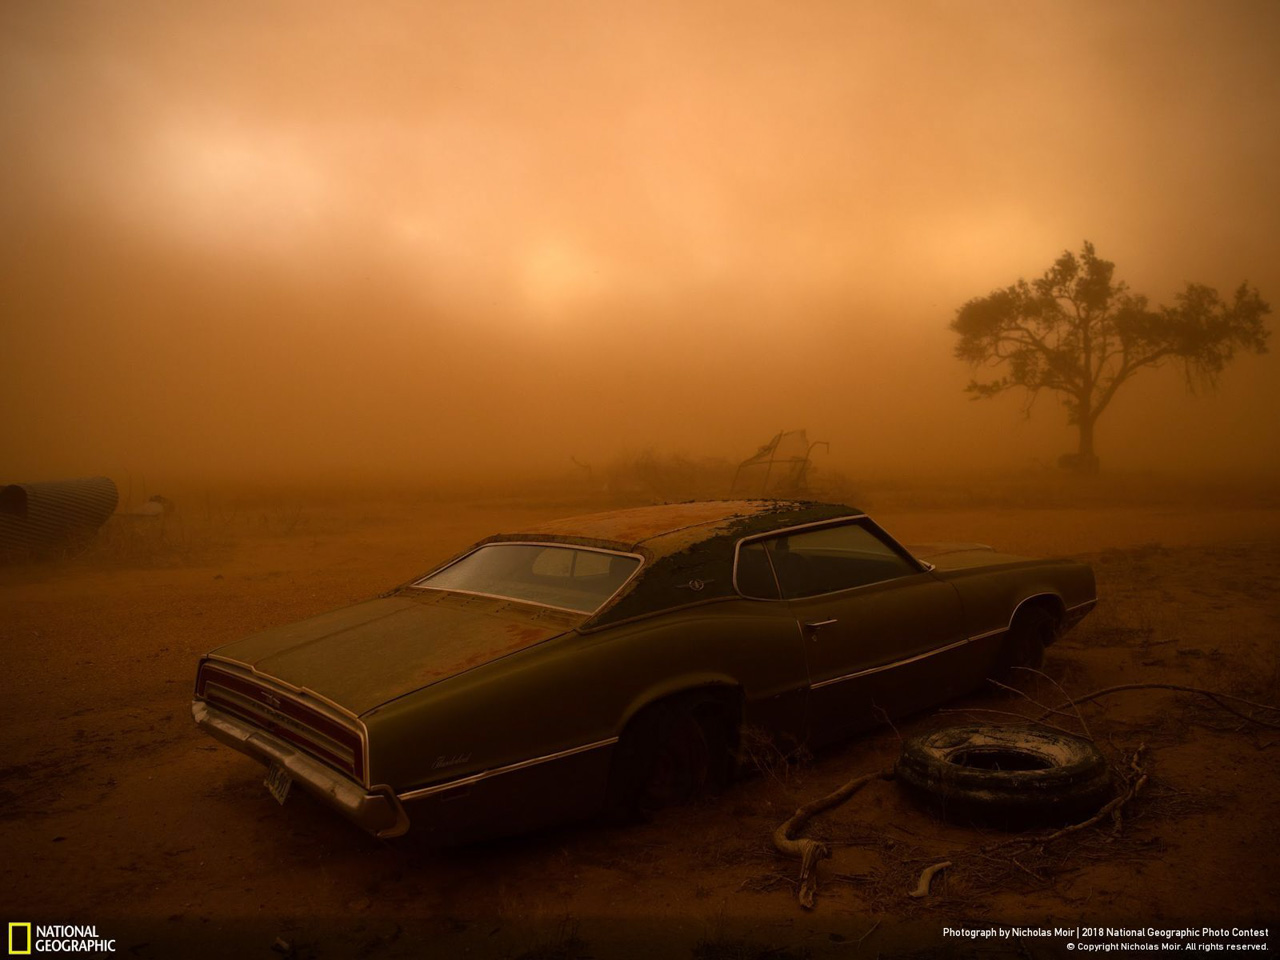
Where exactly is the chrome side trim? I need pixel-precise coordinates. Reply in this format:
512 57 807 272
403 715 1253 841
409 587 594 616
802 594 1098 693
810 635 973 690
1009 593 1064 626
397 736 619 802
967 626 1008 642
967 593 1095 652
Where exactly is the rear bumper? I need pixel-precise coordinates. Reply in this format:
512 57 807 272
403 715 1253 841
192 700 409 839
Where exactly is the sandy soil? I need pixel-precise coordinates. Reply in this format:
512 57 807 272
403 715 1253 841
1 488 1278 958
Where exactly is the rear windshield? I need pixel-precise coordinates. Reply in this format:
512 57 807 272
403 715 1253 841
412 543 641 614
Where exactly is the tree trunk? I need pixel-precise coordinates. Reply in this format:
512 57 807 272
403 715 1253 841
1073 416 1100 473
1078 416 1094 458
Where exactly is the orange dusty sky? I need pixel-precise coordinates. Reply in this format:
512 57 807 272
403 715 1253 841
2 1 1277 486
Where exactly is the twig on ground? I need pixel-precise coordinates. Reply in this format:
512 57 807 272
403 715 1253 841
771 767 894 909
1110 744 1148 835
908 861 951 898
854 920 880 945
871 703 902 742
984 743 1148 855
1012 666 1093 741
986 677 1081 726
1008 857 1044 883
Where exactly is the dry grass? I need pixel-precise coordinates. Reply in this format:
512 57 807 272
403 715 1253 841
737 726 813 787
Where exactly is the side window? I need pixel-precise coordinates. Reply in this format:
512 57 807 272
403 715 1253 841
763 521 918 599
736 541 781 599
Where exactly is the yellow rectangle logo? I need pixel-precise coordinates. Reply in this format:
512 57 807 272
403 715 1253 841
8 922 32 955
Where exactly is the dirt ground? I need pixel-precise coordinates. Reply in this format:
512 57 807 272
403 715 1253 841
2 482 1278 958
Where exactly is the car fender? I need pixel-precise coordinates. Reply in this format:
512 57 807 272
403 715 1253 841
940 559 1094 642
616 673 743 736
1009 592 1066 634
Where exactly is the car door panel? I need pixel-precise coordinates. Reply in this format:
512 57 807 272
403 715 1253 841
793 574 967 743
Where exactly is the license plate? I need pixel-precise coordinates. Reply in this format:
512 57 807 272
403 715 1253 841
265 762 293 806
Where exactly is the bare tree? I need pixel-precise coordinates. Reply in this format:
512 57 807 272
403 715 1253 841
951 241 1270 471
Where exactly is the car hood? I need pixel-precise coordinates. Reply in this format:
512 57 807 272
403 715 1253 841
207 591 582 715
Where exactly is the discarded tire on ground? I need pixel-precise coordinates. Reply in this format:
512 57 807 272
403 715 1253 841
896 725 1112 829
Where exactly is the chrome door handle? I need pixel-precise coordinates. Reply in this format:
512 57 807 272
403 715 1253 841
803 618 838 633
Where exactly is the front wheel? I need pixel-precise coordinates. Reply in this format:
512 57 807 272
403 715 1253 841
992 605 1056 681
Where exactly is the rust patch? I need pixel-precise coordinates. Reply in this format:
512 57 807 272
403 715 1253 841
503 621 549 645
522 500 785 548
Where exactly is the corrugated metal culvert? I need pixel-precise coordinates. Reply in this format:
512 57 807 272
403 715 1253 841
0 476 119 559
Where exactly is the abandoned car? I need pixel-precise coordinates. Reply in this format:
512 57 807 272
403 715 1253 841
192 500 1096 841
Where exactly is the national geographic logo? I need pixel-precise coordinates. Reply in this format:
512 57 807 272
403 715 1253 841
8 924 115 954
7 925 30 955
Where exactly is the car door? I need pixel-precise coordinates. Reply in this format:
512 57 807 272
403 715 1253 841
745 519 970 744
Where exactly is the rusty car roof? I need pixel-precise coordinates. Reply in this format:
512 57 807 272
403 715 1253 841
472 500 864 627
518 500 833 555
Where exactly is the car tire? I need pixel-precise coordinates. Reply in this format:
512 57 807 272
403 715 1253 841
992 604 1055 680
895 724 1112 829
606 695 734 822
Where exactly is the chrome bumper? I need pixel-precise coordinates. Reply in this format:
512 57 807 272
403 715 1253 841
192 700 410 839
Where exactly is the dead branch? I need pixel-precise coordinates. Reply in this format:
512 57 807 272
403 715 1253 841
1009 857 1045 883
1011 666 1093 741
986 676 1082 726
984 743 1148 855
771 768 894 909
854 919 881 945
871 703 902 742
935 707 1082 739
908 860 951 898
1035 684 1280 730
1110 743 1148 835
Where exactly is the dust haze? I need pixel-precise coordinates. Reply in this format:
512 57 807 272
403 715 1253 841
3 0 1278 490
4 6 1280 953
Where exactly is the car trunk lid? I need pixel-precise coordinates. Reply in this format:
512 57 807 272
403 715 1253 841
208 590 582 715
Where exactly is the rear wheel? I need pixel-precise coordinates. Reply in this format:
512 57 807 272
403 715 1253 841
607 694 735 821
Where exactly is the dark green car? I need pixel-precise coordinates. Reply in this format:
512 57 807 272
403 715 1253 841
192 500 1096 841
